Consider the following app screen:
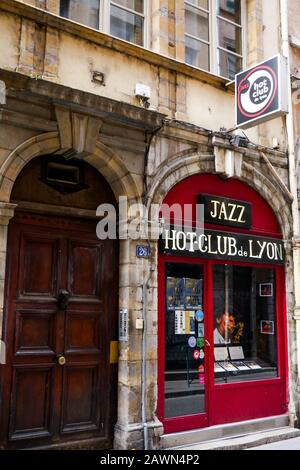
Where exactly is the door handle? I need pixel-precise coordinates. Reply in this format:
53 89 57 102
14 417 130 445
57 354 66 366
205 339 211 347
57 290 70 310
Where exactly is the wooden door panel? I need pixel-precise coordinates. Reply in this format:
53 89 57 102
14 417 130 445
14 309 56 356
18 234 58 299
65 311 101 354
61 365 100 434
1 213 117 449
68 241 102 300
9 366 54 441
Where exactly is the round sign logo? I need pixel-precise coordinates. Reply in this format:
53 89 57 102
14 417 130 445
238 65 278 119
193 350 200 360
188 336 197 348
195 310 204 322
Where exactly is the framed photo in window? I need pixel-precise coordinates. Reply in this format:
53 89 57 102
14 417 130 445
214 346 229 362
228 346 245 361
260 320 275 335
259 283 273 297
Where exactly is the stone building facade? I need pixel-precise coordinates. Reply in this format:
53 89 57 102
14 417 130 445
0 0 299 450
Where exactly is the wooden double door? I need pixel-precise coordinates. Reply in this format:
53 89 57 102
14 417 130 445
0 212 118 449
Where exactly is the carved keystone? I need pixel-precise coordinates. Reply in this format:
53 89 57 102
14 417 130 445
55 107 102 159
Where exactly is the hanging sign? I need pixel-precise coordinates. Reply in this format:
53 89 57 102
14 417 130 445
235 55 288 129
161 227 285 265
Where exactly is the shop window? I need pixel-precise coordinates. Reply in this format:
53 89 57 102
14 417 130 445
164 263 205 419
185 0 244 79
213 265 278 383
60 0 145 47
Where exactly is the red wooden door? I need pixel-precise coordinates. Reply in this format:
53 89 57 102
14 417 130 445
0 212 118 449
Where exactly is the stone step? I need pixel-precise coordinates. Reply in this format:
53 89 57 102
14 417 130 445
161 414 290 449
171 427 300 450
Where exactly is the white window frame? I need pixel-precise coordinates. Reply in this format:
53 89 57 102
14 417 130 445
61 0 148 48
109 1 147 47
185 1 211 71
185 0 246 79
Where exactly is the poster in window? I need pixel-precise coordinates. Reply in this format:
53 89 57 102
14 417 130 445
175 311 185 335
184 278 197 309
259 283 273 297
167 277 185 310
198 324 204 338
184 278 203 309
194 279 203 309
166 277 176 311
185 311 195 335
260 320 275 335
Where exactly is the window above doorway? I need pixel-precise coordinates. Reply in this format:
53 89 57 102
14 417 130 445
60 0 146 47
184 0 245 80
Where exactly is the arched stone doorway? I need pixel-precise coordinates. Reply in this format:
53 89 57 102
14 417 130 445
0 155 118 449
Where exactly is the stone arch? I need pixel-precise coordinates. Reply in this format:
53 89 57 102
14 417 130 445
146 151 292 241
0 130 140 363
0 132 140 204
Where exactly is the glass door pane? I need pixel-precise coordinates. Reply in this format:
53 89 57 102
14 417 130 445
213 265 278 384
165 263 205 418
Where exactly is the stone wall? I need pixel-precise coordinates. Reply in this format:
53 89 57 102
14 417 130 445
0 0 285 148
0 0 298 450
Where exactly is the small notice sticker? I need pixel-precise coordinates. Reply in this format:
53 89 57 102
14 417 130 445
119 308 129 342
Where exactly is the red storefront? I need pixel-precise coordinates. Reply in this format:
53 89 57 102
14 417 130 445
158 174 288 434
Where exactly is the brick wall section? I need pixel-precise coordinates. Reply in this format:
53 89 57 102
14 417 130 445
175 73 187 121
158 68 176 117
36 0 46 8
43 27 60 81
247 0 264 66
17 13 59 81
174 0 185 62
17 19 36 75
151 0 185 60
19 0 59 14
46 0 60 15
19 0 36 6
33 23 46 76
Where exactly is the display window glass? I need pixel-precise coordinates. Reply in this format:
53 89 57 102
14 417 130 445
213 265 278 383
164 263 205 419
163 261 280 421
